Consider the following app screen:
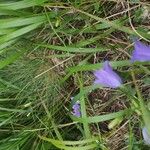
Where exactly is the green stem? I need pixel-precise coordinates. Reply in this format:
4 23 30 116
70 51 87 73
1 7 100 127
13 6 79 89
78 75 91 139
131 71 150 135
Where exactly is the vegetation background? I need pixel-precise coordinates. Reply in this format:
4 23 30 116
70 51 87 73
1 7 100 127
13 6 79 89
0 0 150 150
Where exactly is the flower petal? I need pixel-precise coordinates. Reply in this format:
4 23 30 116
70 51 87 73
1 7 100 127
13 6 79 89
72 101 81 117
73 110 81 117
72 103 80 110
94 61 122 88
142 127 150 145
103 61 122 84
131 40 150 62
135 40 150 52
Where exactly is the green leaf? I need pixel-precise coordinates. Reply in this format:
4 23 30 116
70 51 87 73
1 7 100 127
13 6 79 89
39 136 97 150
37 44 108 53
0 40 17 51
0 0 48 10
0 15 46 29
73 109 132 123
0 48 26 69
0 23 42 45
39 136 98 145
67 60 131 72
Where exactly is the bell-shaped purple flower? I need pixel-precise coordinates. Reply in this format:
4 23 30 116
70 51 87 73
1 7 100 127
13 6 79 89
94 61 122 88
142 127 150 145
72 101 81 117
131 40 150 62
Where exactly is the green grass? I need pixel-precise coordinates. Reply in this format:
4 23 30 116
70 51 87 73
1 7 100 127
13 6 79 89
0 0 150 150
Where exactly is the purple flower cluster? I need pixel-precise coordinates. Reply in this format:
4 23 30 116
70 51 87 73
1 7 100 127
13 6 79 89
93 40 150 144
72 100 81 117
71 40 149 116
94 40 150 88
70 40 150 145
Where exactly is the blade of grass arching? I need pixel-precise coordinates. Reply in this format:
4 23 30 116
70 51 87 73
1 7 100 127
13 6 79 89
39 136 97 150
0 29 16 35
0 15 47 29
0 0 48 10
0 39 17 51
67 60 131 72
72 28 114 47
37 44 108 53
73 109 132 123
67 61 150 73
0 22 42 45
75 9 150 40
78 75 91 139
0 48 27 69
39 135 98 145
0 8 32 16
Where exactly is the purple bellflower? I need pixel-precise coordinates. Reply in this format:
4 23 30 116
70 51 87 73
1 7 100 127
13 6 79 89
131 40 150 62
72 100 81 117
142 127 150 145
94 61 122 88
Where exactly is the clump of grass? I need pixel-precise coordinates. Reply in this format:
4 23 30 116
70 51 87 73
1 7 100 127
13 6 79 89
0 0 150 150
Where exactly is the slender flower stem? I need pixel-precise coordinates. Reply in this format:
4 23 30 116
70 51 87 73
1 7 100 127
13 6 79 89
78 74 91 139
131 70 150 135
119 85 141 115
